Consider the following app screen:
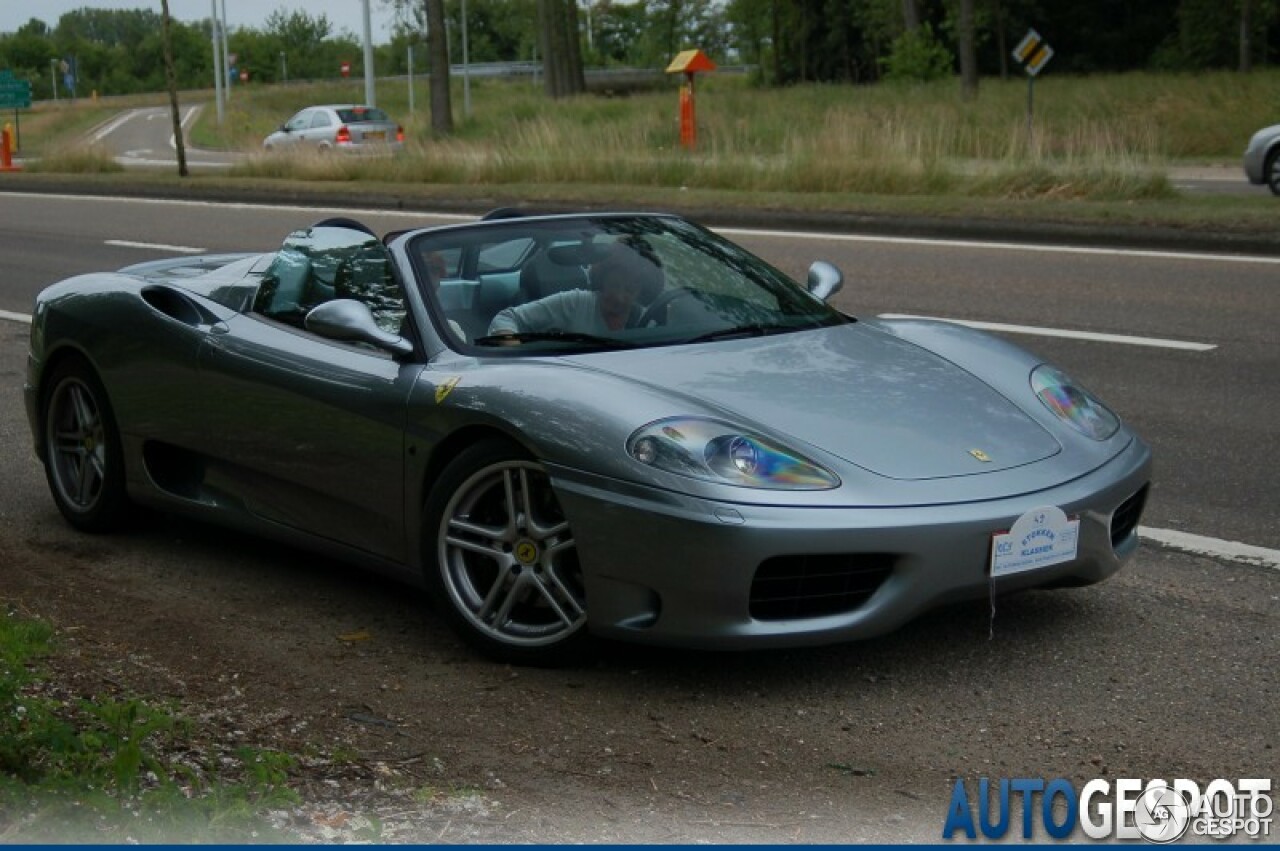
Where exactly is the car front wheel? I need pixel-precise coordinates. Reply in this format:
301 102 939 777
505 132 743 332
42 359 131 532
1266 149 1280 196
423 439 589 665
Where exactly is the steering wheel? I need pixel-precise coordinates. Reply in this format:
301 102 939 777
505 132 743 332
637 287 698 328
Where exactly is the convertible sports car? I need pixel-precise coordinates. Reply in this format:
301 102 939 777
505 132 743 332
24 211 1152 665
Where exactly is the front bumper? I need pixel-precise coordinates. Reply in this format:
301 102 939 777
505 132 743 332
551 438 1152 650
1243 129 1278 184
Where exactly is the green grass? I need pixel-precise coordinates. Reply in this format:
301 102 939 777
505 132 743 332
192 70 1276 201
12 69 1278 236
0 609 299 842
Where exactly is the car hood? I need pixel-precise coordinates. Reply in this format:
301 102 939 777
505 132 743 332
571 324 1061 480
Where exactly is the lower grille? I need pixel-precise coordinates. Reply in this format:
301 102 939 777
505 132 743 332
750 554 895 621
1110 485 1149 549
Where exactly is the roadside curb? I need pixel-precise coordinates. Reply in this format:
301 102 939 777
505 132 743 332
3 173 1279 257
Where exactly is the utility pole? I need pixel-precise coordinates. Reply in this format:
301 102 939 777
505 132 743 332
462 0 471 117
220 0 231 100
361 0 376 106
210 0 224 124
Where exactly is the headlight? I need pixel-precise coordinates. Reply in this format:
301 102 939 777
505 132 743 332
627 417 840 490
1030 365 1119 440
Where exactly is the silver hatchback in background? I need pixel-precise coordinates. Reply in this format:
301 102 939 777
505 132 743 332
1243 123 1280 196
263 104 404 153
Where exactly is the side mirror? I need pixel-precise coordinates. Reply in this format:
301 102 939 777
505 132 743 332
806 260 844 302
305 299 413 356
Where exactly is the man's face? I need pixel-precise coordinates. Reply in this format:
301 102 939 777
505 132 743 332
597 266 643 328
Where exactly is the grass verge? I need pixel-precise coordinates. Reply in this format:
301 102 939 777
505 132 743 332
0 608 298 842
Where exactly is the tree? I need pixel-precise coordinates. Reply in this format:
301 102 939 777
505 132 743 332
958 0 978 97
424 0 453 134
537 0 585 98
1240 0 1253 70
902 0 920 31
159 0 187 178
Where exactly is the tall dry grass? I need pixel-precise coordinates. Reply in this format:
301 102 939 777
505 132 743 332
24 141 124 173
98 69 1280 199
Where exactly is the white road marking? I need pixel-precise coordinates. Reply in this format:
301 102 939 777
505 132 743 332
878 313 1216 351
1140 527 1280 571
5 191 1277 266
104 239 205 254
169 105 200 150
0 309 31 324
113 156 235 169
716 226 1280 266
0 191 474 222
90 110 142 143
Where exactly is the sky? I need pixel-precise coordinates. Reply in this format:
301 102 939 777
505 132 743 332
0 1 407 43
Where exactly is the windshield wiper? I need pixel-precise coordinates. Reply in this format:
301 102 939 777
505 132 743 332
681 323 807 344
472 330 636 349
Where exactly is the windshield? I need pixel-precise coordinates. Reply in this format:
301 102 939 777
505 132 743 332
336 107 391 123
409 215 847 353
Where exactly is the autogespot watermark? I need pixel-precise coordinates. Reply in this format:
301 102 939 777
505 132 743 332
942 777 1273 842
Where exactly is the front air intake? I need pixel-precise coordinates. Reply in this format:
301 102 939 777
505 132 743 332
1110 485 1149 549
750 554 895 621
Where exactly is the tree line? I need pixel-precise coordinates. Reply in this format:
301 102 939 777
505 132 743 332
1 1 1275 101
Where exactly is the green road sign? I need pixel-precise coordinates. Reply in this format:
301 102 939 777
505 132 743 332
0 72 33 109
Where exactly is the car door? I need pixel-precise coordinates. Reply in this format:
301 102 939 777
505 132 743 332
306 109 335 149
276 109 312 149
197 225 424 563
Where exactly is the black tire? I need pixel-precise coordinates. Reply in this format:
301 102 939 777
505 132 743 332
1266 148 1280 197
41 358 131 533
423 439 590 666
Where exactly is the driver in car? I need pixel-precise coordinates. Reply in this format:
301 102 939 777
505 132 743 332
486 243 661 338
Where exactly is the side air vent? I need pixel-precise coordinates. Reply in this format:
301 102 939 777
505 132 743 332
750 554 895 621
141 286 216 327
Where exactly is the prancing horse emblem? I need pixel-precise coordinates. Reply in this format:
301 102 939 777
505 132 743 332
969 449 992 462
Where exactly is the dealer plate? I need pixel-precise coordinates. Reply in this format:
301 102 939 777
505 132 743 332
990 505 1079 577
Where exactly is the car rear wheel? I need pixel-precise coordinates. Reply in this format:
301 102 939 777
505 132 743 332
42 359 131 532
1266 149 1280 196
424 439 589 665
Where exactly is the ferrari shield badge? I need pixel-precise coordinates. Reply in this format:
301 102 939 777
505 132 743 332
969 448 992 462
435 376 462 404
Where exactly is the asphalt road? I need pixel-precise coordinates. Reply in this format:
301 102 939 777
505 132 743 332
3 191 1278 552
82 105 240 171
0 192 1275 841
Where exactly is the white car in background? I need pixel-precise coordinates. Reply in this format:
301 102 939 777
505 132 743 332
263 104 404 153
1243 123 1280 196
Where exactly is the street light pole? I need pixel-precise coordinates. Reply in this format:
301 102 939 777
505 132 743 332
280 51 287 83
50 58 57 101
462 0 471 117
210 0 224 123
219 0 230 100
361 0 376 106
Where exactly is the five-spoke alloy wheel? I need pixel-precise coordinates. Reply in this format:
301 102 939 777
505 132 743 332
425 439 587 665
42 359 130 532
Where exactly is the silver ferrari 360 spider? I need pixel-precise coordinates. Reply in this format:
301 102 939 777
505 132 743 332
24 211 1151 664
